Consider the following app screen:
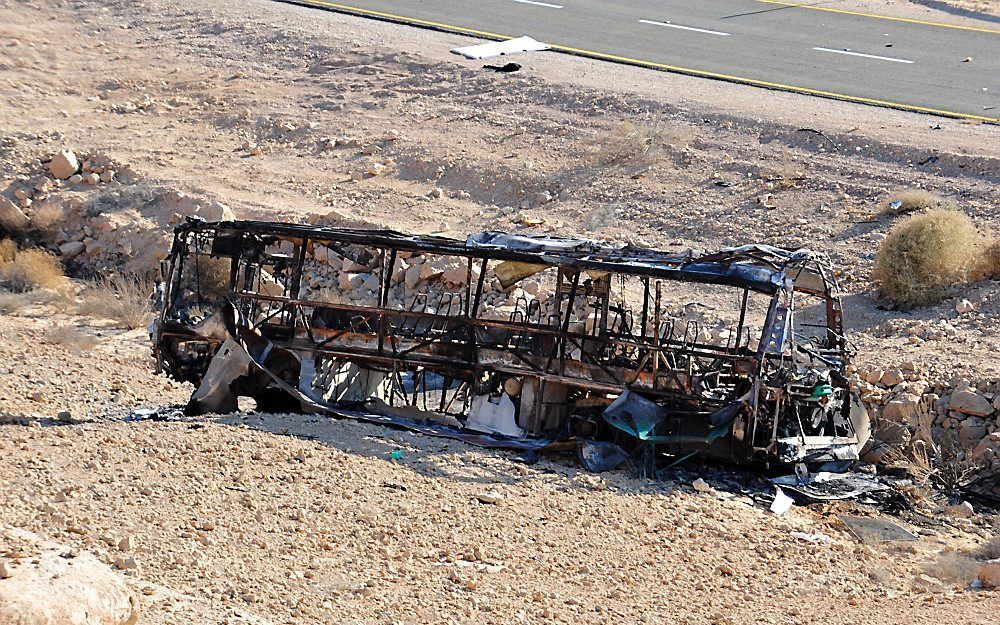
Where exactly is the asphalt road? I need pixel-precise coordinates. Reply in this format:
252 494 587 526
279 0 1000 122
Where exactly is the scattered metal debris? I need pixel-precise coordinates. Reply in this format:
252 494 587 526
153 219 869 474
838 515 918 543
483 62 522 73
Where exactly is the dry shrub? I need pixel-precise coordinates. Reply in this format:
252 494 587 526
600 113 693 167
28 202 65 235
883 189 940 214
46 325 101 351
922 553 981 587
0 238 15 263
772 153 805 189
180 255 231 301
872 209 984 309
77 273 153 329
977 536 1000 561
0 247 65 292
0 291 29 314
979 238 1000 279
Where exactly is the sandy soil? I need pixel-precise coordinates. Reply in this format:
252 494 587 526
0 0 999 623
2 406 999 625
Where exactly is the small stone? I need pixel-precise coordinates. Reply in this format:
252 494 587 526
57 410 72 422
944 501 974 518
692 478 712 493
955 299 975 314
68 174 83 184
883 398 918 423
880 370 905 387
118 535 135 552
0 560 12 579
99 170 114 183
428 187 443 199
83 173 100 185
59 241 85 259
113 556 138 570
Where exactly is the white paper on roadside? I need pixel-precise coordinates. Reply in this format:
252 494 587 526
451 36 550 60
770 486 794 516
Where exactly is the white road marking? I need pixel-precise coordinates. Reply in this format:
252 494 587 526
812 47 913 63
638 19 731 36
511 0 563 8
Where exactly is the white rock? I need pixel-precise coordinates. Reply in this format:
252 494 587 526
955 299 975 314
691 478 712 493
341 258 368 273
193 201 235 222
474 490 504 504
0 528 138 625
48 150 80 179
338 272 364 291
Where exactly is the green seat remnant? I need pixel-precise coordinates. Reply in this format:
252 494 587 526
809 383 834 400
602 390 735 445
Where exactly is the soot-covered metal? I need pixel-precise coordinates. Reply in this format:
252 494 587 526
152 219 870 470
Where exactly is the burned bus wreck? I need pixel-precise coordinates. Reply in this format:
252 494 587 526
153 219 870 470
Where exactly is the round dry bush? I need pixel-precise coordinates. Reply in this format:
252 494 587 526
873 209 984 309
983 239 1000 280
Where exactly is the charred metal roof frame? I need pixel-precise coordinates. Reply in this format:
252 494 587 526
174 219 833 296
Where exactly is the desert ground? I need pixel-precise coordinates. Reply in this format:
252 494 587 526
1 0 998 623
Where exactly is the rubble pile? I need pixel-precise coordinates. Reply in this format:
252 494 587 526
852 364 1000 488
2 149 235 275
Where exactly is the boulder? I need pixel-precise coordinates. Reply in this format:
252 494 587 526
0 197 30 232
979 559 1000 589
0 527 138 625
950 390 993 417
883 398 919 423
959 417 987 445
193 201 235 222
59 241 85 259
48 150 80 180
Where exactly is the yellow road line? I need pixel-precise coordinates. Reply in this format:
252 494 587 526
285 0 510 38
280 0 999 123
754 0 1000 35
